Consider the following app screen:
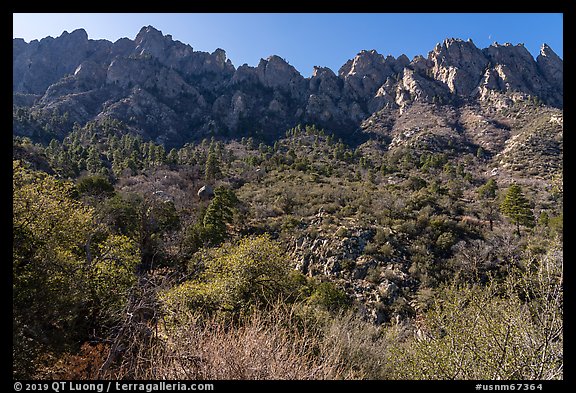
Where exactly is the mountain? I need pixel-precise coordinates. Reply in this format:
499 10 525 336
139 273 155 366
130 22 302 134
13 26 562 148
13 26 564 379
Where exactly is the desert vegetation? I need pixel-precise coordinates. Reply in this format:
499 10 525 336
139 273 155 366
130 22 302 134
13 112 563 380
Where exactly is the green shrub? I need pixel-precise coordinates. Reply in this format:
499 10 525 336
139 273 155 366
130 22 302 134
163 234 293 316
307 281 350 313
335 226 348 238
388 244 563 379
75 174 114 197
13 162 139 378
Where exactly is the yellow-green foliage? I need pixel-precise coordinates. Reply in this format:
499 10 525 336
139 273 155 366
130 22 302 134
13 161 138 315
306 281 350 312
14 160 95 322
90 234 140 317
162 234 291 316
13 161 139 377
388 244 563 379
13 161 93 264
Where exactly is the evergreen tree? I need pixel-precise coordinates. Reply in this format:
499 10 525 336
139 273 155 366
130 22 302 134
166 148 179 165
476 146 485 159
86 146 102 174
204 143 221 182
478 178 498 200
203 187 239 245
500 183 534 236
155 144 166 164
477 179 499 231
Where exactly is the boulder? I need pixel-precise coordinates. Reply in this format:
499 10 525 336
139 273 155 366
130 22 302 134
197 185 214 200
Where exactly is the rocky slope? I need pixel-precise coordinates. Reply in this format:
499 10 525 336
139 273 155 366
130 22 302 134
14 26 562 147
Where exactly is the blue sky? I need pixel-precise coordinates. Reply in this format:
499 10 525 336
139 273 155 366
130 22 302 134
13 13 563 77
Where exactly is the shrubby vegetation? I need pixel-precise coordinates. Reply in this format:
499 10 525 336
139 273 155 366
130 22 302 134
13 161 139 377
12 118 563 380
389 240 563 379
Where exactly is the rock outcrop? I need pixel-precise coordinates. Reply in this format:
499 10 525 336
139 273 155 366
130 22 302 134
428 38 489 96
289 223 414 325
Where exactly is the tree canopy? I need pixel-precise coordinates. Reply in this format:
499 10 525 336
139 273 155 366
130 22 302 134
500 183 534 236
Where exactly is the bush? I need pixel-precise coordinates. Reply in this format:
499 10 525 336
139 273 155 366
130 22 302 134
387 243 563 379
307 281 350 312
124 302 391 379
379 243 395 258
13 162 139 378
75 174 115 197
335 226 348 238
162 234 293 316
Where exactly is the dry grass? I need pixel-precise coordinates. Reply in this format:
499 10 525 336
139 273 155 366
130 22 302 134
87 299 392 380
156 308 341 379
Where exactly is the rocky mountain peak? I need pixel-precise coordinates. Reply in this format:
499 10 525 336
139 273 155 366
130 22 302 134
63 28 88 41
431 37 483 60
428 37 488 96
256 55 305 93
481 41 552 102
212 48 228 63
135 25 165 42
536 43 563 102
337 49 401 101
134 25 171 59
309 66 341 99
13 27 97 94
539 43 560 60
312 66 336 78
483 41 535 65
13 26 563 147
339 49 386 77
396 54 410 66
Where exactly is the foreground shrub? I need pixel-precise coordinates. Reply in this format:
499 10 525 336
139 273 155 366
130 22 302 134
162 234 293 317
387 243 563 379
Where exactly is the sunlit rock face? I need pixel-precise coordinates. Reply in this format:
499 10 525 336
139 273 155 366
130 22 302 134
13 26 562 147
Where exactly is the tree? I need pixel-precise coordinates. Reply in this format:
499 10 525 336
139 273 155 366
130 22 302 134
76 174 114 198
204 142 221 182
388 240 562 380
161 235 292 315
478 179 499 231
203 187 239 245
137 197 180 270
500 183 535 236
476 146 485 159
166 148 179 165
13 161 138 378
478 178 498 200
86 146 102 175
307 281 350 312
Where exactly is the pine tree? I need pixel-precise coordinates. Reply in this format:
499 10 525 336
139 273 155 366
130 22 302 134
500 183 534 236
478 178 498 199
86 146 102 174
203 188 238 244
478 178 499 231
476 146 485 159
166 148 179 165
204 142 221 182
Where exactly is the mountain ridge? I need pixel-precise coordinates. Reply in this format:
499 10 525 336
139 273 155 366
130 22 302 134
13 26 563 147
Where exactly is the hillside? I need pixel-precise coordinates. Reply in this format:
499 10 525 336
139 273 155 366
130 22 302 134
12 26 563 381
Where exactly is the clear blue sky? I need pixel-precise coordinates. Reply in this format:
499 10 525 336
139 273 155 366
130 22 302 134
13 13 563 77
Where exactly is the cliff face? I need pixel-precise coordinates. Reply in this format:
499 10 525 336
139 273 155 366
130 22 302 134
13 27 563 147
